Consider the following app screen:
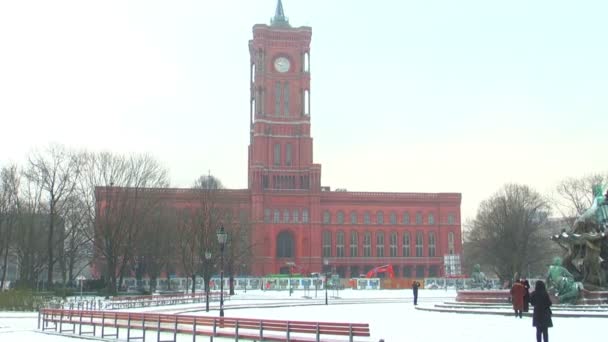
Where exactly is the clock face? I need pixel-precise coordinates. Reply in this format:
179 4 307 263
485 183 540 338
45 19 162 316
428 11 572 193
274 57 290 73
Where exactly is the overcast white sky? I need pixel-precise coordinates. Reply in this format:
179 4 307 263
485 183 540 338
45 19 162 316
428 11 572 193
0 0 606 222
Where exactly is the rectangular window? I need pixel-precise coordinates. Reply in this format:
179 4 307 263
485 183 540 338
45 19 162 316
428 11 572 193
403 212 410 225
364 212 371 225
336 232 345 258
273 209 280 223
402 233 410 257
376 212 384 224
390 232 398 257
262 175 269 189
283 210 289 223
363 232 371 257
293 209 299 223
428 232 436 257
415 212 422 225
322 231 332 257
323 211 331 224
285 143 292 166
415 231 423 257
264 209 271 223
376 232 385 257
448 213 455 225
275 81 281 116
390 212 397 225
274 143 281 166
350 212 357 224
350 231 358 257
448 231 455 255
302 209 309 223
428 213 435 225
284 82 289 116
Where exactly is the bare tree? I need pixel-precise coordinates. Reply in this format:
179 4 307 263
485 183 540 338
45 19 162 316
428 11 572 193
553 173 608 227
0 165 20 289
82 152 169 295
60 194 92 287
465 184 552 282
23 144 82 286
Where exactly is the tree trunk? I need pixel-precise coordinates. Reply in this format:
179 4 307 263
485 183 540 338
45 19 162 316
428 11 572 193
191 274 196 294
47 204 55 287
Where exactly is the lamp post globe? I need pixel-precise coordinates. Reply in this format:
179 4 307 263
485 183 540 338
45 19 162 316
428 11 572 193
216 224 228 317
204 251 212 312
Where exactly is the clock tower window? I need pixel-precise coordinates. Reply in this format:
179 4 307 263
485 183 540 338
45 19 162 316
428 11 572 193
274 82 281 116
284 82 289 116
273 143 281 166
285 143 292 166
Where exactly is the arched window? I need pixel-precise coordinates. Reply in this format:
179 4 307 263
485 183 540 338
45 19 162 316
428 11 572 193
323 211 331 224
415 212 422 225
402 232 411 257
448 213 456 225
428 232 436 257
403 212 410 225
292 209 299 223
376 232 385 257
336 231 345 257
364 212 371 225
350 231 358 257
337 211 344 224
389 232 398 257
273 209 280 223
376 211 384 225
363 232 372 257
276 231 294 258
390 212 397 225
302 209 309 223
415 231 424 257
322 230 332 257
428 213 435 225
448 231 455 255
283 209 289 223
350 211 357 224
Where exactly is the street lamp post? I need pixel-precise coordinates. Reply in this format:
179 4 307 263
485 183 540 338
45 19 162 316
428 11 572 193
205 251 211 312
216 225 228 317
323 258 329 305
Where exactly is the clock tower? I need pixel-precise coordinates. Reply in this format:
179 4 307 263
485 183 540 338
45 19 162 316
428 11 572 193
248 0 321 275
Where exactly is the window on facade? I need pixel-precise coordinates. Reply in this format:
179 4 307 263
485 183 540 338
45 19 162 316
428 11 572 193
428 232 436 257
273 209 280 223
350 211 357 224
322 230 332 257
350 266 360 278
285 143 292 166
429 265 439 277
293 209 299 223
264 209 271 223
336 231 345 257
276 231 294 257
403 266 412 277
390 212 397 225
448 231 455 255
275 81 281 116
273 143 281 166
302 209 309 223
363 232 371 257
448 213 455 225
415 231 423 257
390 232 398 257
350 231 358 257
283 209 289 223
337 211 344 224
403 212 410 225
428 213 435 225
376 211 384 224
284 82 289 116
416 265 425 278
415 212 422 225
376 232 385 257
323 211 331 224
402 232 410 257
364 212 371 225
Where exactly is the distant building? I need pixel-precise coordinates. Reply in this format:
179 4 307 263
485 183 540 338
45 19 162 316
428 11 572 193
95 1 463 279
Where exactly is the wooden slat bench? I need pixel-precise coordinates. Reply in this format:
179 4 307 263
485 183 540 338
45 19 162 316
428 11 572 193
39 309 371 342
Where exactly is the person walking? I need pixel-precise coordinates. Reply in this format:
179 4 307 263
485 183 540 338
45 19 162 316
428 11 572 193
412 280 420 305
510 279 525 318
530 280 553 342
522 279 531 313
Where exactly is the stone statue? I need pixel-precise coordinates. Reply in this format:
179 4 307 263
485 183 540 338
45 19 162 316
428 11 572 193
470 264 488 289
546 256 580 304
551 184 608 290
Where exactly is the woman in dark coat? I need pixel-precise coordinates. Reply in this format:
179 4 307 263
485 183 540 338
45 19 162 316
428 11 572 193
529 280 553 342
522 279 531 312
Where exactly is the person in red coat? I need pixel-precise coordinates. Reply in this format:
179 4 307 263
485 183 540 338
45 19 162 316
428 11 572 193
510 279 525 318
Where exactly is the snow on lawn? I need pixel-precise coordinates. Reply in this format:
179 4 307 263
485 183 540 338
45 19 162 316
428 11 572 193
1 289 605 341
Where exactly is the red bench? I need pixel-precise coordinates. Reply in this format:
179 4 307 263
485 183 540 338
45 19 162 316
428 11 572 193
40 309 371 342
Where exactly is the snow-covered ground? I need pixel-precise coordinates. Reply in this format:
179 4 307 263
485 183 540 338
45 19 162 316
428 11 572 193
1 289 604 341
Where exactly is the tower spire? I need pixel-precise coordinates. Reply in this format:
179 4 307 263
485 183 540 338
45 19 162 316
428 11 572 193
271 0 290 27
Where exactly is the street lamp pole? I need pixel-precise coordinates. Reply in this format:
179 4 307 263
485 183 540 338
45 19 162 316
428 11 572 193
217 225 228 317
205 251 211 312
323 258 329 305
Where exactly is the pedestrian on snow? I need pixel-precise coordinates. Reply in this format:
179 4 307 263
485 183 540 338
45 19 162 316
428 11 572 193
510 279 525 318
412 280 421 305
522 278 531 313
530 280 553 342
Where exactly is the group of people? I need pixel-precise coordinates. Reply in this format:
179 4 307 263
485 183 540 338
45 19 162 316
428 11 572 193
511 279 553 342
